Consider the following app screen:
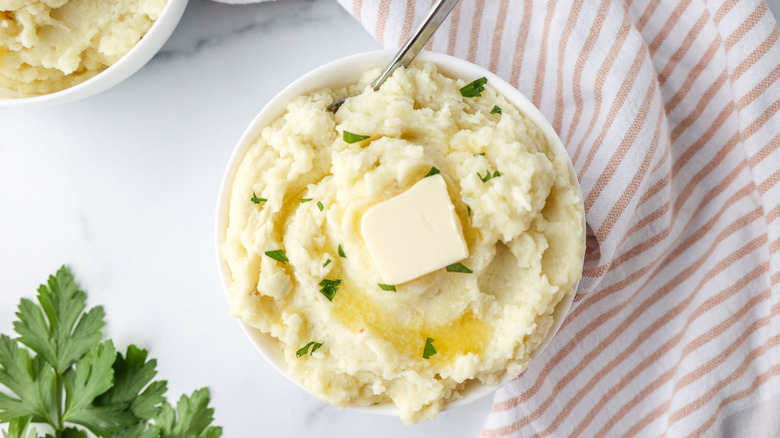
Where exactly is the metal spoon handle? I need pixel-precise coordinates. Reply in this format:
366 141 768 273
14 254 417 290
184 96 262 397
370 0 460 90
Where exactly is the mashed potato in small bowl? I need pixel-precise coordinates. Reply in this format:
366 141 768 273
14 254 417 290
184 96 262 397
0 0 188 108
216 50 585 424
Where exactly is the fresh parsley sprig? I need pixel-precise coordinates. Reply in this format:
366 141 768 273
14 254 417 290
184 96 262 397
0 266 222 438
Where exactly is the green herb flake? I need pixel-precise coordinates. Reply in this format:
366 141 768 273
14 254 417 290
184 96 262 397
251 192 267 204
422 337 437 359
467 205 472 217
478 170 501 183
317 201 324 211
296 341 323 358
425 167 440 177
343 131 371 144
300 198 313 203
0 266 223 437
338 244 346 258
459 77 488 97
318 279 342 301
446 262 473 273
490 105 502 114
475 152 486 157
378 284 396 292
322 259 332 268
264 249 289 264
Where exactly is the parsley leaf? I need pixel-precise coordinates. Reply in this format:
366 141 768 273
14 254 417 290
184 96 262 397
318 279 341 301
264 250 288 264
300 198 312 203
62 340 118 435
296 342 323 358
4 416 38 438
14 267 105 375
0 335 55 424
322 259 332 268
378 284 396 292
338 244 346 259
0 267 222 437
93 345 168 422
467 205 472 217
250 193 266 204
422 338 437 359
446 263 473 273
343 131 371 143
460 77 487 97
490 105 502 114
424 167 440 177
317 201 324 211
150 388 222 438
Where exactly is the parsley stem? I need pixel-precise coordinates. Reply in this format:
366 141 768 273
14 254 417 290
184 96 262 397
55 372 63 431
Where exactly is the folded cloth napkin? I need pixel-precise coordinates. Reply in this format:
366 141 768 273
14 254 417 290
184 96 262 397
338 0 780 435
218 0 780 434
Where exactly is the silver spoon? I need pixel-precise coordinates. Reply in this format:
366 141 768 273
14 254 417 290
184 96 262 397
327 0 460 113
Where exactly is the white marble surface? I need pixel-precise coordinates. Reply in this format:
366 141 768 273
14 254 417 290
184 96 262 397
0 0 494 437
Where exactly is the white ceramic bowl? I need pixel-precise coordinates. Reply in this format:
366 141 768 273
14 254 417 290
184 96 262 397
215 50 585 416
0 0 188 108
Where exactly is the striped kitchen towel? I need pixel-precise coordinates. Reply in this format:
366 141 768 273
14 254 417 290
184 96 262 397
336 0 780 436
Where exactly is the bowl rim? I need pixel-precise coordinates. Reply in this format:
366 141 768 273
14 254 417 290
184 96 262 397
0 0 189 108
214 49 586 416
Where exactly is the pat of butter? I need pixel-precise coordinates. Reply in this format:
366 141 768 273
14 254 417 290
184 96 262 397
360 174 469 285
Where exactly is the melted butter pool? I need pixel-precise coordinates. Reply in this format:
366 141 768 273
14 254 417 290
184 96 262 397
332 285 493 364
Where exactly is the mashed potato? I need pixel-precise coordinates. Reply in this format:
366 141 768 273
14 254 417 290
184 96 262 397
0 0 166 95
223 62 584 424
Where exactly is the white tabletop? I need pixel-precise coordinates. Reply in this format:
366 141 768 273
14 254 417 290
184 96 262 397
0 0 494 436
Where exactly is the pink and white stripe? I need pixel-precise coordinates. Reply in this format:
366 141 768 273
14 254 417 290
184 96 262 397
337 0 780 435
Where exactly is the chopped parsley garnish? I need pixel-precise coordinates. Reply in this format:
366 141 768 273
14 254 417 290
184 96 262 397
251 192 267 204
322 258 332 268
296 341 323 358
422 337 437 359
0 266 223 437
338 244 346 258
460 77 487 97
343 131 371 143
467 205 472 217
318 279 341 301
300 198 313 203
475 152 486 157
490 105 502 114
478 170 501 183
264 249 288 264
425 167 440 177
446 262 473 273
378 283 396 291
317 201 324 211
